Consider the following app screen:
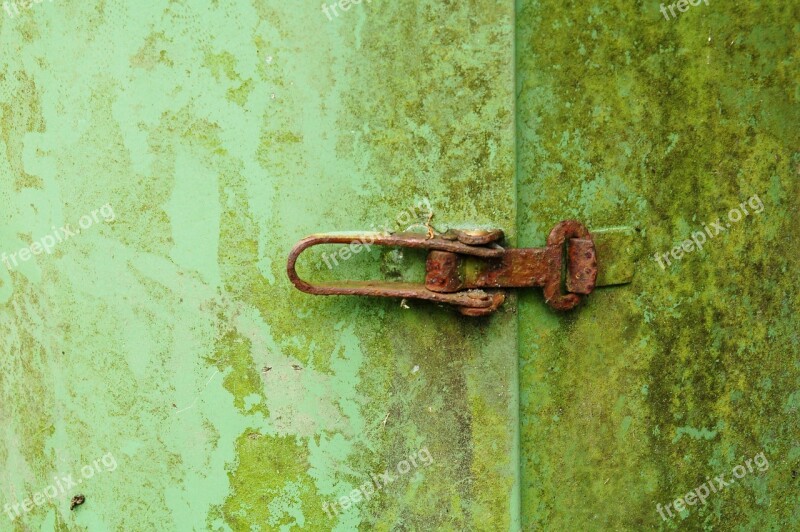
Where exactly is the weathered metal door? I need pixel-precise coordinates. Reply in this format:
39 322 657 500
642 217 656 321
0 0 796 531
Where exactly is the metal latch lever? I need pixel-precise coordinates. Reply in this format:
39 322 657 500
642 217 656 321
287 220 606 316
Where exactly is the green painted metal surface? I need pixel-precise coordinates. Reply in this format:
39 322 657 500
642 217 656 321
0 1 518 530
1 0 797 530
517 0 799 530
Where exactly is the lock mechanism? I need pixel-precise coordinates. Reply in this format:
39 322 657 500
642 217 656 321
286 220 636 316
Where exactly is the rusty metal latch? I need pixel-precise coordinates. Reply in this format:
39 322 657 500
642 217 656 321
287 220 607 316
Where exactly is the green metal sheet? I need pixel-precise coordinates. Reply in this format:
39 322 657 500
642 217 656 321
0 1 518 530
2 0 798 530
517 1 799 529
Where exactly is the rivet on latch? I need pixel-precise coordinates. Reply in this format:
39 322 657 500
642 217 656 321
287 221 630 316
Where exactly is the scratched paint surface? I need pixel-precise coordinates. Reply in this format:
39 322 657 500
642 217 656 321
0 1 518 531
517 1 799 530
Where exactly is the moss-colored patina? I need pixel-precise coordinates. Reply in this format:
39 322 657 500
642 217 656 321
517 1 799 529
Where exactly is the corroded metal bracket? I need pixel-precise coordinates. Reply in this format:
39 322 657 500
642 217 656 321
287 220 601 316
